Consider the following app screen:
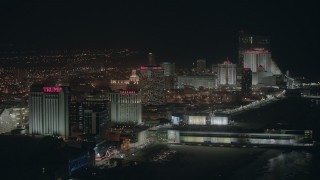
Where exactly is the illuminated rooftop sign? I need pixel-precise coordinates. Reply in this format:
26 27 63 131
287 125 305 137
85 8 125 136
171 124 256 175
223 60 232 65
243 50 269 53
140 66 163 70
43 87 62 93
120 90 137 94
110 80 130 84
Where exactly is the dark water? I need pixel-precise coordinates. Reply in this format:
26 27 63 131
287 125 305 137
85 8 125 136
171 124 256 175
233 98 320 136
258 151 319 180
92 147 320 180
216 98 320 179
222 98 320 179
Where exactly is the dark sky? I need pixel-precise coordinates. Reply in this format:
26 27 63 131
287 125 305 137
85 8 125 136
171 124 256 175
1 0 320 80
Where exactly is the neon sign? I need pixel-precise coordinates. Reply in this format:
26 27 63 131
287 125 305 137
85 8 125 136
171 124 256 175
120 90 137 94
140 66 163 70
140 66 148 70
223 61 232 65
243 50 269 53
43 87 62 93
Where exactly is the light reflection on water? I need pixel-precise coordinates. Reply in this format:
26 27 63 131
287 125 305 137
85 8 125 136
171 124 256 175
259 151 313 180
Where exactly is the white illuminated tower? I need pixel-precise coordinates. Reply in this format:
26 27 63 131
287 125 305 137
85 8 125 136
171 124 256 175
29 85 70 139
239 31 270 67
107 90 142 124
217 59 237 85
243 50 271 72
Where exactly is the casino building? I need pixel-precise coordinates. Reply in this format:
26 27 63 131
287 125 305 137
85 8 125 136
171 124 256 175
29 85 70 139
217 59 237 86
107 90 142 124
243 50 271 73
176 75 216 89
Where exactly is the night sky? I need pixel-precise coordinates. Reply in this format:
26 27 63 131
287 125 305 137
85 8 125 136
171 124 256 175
1 1 320 80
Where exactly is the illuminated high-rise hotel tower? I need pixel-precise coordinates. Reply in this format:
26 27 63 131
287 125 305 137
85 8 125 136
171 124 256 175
29 85 70 139
239 31 270 66
218 59 237 86
243 50 271 73
107 90 142 124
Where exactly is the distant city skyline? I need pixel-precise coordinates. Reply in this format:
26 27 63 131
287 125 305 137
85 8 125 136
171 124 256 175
2 1 320 180
0 1 319 80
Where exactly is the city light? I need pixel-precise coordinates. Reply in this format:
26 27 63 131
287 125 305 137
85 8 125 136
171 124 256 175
1 2 320 179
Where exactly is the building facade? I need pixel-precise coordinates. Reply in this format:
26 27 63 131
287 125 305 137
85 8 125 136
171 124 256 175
241 68 252 95
109 79 130 91
70 96 110 137
243 50 271 73
217 60 237 86
29 85 70 139
82 97 109 136
239 31 270 67
0 107 28 134
138 66 165 105
176 75 216 89
129 69 139 84
161 62 175 90
107 90 142 124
